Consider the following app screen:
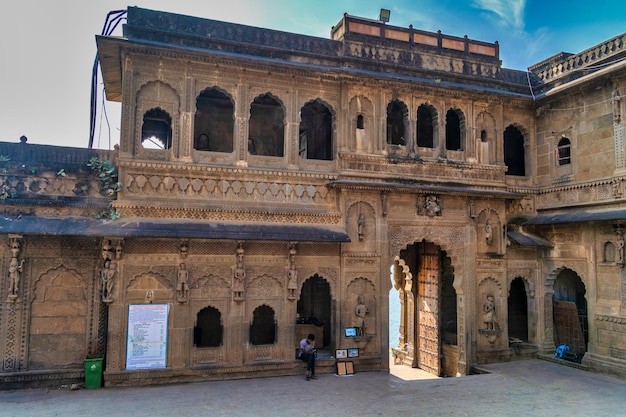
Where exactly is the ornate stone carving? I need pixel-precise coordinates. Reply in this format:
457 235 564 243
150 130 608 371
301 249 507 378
233 241 246 301
177 262 189 302
101 259 117 304
6 235 24 302
287 242 298 300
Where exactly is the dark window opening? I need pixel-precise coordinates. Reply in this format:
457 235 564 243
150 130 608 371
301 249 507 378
249 94 284 157
142 108 172 149
507 278 528 341
194 88 234 153
557 137 571 166
299 100 333 160
445 109 462 151
416 105 434 148
386 100 407 145
481 129 488 142
250 305 276 345
356 114 364 129
194 306 223 347
504 125 525 176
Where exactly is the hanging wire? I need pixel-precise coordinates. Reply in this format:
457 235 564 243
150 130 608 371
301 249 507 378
88 10 127 149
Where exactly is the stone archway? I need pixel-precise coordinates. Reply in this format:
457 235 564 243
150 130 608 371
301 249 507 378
388 225 466 375
297 274 331 348
553 269 588 354
391 240 457 377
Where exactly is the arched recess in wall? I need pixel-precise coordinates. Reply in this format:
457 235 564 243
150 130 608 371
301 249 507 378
416 103 438 148
346 277 376 339
194 305 223 347
194 87 234 153
136 81 179 155
249 93 285 157
508 277 528 341
297 274 331 347
348 95 374 152
299 99 335 160
394 240 457 376
141 108 172 149
386 99 408 146
477 208 504 255
504 124 526 176
250 304 276 345
30 266 88 370
475 111 496 164
553 268 587 354
445 108 465 151
125 272 173 302
346 201 376 251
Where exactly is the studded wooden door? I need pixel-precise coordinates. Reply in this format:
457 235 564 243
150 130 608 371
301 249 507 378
417 242 440 376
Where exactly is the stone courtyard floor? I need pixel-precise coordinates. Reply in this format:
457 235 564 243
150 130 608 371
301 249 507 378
1 359 625 416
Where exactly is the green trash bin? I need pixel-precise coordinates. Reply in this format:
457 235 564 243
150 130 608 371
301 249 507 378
84 356 104 389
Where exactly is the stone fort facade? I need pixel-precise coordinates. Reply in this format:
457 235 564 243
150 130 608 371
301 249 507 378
1 7 626 387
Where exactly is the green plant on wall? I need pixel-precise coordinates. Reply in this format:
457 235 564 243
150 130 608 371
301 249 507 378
87 157 122 219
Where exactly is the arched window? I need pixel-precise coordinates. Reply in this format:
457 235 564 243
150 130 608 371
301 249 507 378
141 108 172 149
194 306 223 348
249 93 284 157
417 104 434 148
386 100 407 145
445 109 463 151
194 88 234 153
557 137 571 166
481 129 488 142
250 305 276 345
299 100 333 160
504 125 525 176
356 114 364 129
604 241 616 262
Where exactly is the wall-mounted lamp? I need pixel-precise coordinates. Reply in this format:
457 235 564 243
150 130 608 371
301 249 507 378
379 8 391 23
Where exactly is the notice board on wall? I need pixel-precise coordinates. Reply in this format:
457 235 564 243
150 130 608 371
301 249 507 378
126 304 169 370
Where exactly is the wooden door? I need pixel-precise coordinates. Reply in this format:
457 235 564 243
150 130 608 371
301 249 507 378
417 242 440 376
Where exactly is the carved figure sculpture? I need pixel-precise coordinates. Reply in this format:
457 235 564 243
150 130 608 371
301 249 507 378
483 293 498 330
233 243 246 299
485 219 493 246
358 214 365 240
177 262 189 302
355 294 368 336
101 259 117 303
424 195 441 216
101 239 113 261
7 257 24 299
287 243 298 300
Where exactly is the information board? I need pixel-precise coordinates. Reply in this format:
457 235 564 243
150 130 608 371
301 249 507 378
126 304 169 370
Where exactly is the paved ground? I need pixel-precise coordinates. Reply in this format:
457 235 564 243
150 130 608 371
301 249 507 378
1 359 625 417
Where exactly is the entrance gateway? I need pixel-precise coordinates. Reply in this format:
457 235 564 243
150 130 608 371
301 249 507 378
392 241 457 377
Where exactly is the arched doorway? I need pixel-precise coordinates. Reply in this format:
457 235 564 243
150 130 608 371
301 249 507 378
553 269 587 355
297 274 331 348
508 277 528 341
391 240 457 377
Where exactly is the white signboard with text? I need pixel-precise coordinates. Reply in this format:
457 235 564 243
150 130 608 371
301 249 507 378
126 304 169 370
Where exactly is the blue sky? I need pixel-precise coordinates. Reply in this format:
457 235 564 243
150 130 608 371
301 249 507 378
1 0 624 149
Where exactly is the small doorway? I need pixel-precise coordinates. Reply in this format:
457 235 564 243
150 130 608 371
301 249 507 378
297 274 331 348
553 269 587 354
508 277 528 341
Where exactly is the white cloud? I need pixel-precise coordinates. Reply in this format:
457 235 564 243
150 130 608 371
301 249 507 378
472 0 526 30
